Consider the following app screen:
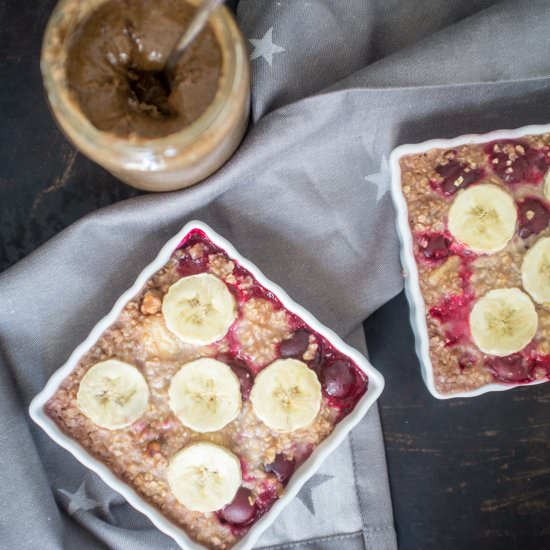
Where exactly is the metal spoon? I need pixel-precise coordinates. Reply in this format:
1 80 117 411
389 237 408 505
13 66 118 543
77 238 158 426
129 0 224 113
165 0 225 77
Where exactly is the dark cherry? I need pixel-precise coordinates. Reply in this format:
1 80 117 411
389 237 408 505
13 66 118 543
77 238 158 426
219 488 257 525
487 355 533 383
320 359 356 398
294 443 313 466
177 256 209 276
265 454 295 485
308 340 325 375
418 234 451 260
518 198 550 238
218 354 254 399
486 141 548 184
279 329 311 358
436 159 484 195
232 364 254 400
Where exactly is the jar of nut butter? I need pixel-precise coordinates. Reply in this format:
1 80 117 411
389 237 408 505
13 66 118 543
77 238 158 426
41 0 250 191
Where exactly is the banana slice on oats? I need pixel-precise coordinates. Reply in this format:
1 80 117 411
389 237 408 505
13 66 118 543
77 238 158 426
169 358 242 432
250 358 321 432
167 442 242 513
77 359 149 429
142 316 183 358
521 236 550 304
162 273 237 345
544 170 550 201
469 288 538 356
448 184 517 253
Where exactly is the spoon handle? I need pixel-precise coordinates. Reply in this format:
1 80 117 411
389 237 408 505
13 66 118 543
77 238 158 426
166 0 225 74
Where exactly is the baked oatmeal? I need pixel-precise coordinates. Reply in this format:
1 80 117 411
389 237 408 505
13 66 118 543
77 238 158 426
45 229 368 549
400 134 550 395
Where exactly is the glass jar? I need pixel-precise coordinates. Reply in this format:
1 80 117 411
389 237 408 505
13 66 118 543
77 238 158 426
41 0 250 192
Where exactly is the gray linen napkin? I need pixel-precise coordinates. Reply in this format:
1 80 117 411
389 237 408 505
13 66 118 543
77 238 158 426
2 0 550 549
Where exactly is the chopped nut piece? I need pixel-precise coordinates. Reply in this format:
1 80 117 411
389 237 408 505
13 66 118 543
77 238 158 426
303 340 318 361
208 253 235 279
141 291 162 315
188 243 204 260
146 440 162 457
427 256 461 287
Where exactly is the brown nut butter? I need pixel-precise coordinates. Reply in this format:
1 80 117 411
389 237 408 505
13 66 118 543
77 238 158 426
42 0 250 191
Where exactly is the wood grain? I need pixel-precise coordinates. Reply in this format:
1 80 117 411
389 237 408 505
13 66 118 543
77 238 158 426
364 292 550 550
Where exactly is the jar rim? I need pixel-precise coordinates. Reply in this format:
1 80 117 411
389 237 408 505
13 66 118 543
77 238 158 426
41 0 247 168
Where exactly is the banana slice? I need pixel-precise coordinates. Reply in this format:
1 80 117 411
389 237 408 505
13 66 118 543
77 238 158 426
142 316 183 358
521 236 550 304
167 442 242 513
169 358 242 432
250 358 321 432
448 184 517 253
77 359 149 429
544 170 550 201
469 288 538 356
162 273 237 345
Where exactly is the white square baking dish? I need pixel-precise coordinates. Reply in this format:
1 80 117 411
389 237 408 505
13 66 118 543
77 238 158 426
390 123 550 399
29 220 385 549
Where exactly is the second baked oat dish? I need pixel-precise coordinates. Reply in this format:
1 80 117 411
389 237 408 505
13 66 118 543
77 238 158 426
399 131 550 396
44 227 368 549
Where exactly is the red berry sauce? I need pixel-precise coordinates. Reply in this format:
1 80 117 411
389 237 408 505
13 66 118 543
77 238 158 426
265 453 295 486
485 345 550 385
177 231 222 276
429 291 474 347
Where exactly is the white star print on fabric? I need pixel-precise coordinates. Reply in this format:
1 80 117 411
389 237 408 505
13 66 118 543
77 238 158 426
249 27 285 66
297 474 334 515
365 155 391 204
58 482 100 516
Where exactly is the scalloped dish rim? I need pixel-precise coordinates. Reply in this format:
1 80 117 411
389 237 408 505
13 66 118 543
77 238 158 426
390 123 550 400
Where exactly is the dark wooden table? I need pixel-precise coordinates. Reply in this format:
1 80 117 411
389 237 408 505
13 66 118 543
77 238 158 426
1 1 549 549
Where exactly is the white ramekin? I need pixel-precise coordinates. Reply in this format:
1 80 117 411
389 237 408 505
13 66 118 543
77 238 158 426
29 220 385 549
390 123 550 400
